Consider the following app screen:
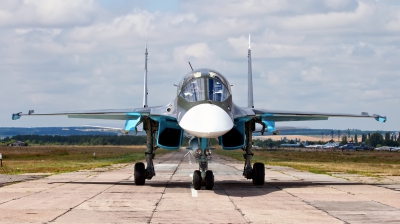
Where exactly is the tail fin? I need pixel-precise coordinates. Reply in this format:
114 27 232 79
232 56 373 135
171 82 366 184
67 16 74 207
143 42 148 108
248 34 254 108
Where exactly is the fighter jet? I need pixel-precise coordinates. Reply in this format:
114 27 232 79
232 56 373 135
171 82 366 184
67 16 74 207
12 36 387 190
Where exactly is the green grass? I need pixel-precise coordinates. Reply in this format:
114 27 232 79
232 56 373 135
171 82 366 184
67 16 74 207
0 145 170 174
216 148 400 177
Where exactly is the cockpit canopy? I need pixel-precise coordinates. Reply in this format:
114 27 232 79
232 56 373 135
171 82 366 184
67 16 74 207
178 69 231 103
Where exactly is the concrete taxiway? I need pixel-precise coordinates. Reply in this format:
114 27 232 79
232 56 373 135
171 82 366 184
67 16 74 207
1 150 400 223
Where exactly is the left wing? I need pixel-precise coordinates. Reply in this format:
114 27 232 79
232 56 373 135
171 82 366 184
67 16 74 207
232 104 387 134
251 108 387 122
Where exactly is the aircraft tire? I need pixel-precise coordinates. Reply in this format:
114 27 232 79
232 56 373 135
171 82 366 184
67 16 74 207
134 162 146 185
193 170 202 190
205 170 214 190
252 162 265 186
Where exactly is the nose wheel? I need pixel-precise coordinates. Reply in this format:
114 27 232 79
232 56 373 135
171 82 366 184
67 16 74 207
193 170 202 190
205 170 214 190
193 170 214 190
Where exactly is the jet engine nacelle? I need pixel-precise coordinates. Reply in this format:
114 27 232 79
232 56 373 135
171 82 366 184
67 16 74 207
218 120 245 150
156 118 183 150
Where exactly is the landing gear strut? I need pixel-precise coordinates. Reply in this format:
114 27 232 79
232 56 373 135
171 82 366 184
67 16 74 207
243 120 265 185
134 118 157 185
192 138 214 190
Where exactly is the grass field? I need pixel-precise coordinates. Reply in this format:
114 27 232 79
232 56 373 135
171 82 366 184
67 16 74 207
216 148 400 177
2 145 400 177
0 145 169 175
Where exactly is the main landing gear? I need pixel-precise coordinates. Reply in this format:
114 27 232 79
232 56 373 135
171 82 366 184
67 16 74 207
191 138 214 190
134 118 157 185
243 120 265 186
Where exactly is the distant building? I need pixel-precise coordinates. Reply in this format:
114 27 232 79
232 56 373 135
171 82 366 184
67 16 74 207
7 141 26 147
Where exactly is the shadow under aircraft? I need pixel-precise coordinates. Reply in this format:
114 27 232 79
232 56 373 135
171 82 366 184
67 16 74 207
12 35 387 190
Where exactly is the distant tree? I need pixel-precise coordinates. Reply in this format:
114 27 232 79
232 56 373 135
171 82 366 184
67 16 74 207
361 134 366 142
369 132 384 147
341 136 348 145
354 134 358 143
268 141 274 148
368 133 371 139
385 132 390 142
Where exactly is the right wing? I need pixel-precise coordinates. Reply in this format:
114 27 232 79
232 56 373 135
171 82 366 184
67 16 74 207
231 104 386 134
12 105 177 133
13 108 151 120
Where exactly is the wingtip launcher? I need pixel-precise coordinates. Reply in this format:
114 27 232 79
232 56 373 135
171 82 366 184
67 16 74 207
373 114 387 123
12 110 34 120
12 112 22 120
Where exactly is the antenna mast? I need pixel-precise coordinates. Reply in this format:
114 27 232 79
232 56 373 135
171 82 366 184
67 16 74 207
188 61 194 71
143 42 148 108
248 34 254 108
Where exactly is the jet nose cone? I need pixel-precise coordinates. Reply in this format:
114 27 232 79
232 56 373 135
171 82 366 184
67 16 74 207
179 104 233 138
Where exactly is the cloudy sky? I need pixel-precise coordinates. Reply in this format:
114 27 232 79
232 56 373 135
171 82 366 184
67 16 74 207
1 0 399 131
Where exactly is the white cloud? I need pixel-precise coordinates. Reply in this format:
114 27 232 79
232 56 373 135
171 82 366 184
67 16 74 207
279 1 375 30
183 0 289 17
260 71 281 85
170 13 197 25
386 11 400 31
0 0 97 27
1 0 399 131
301 67 323 82
174 43 213 62
324 0 353 9
69 10 154 42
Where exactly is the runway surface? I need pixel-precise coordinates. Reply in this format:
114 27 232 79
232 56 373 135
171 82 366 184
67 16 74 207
1 149 400 223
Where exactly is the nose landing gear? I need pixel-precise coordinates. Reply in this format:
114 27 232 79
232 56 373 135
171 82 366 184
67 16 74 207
191 138 215 190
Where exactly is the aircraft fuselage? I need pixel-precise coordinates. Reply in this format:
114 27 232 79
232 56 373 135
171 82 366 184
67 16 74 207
175 68 234 138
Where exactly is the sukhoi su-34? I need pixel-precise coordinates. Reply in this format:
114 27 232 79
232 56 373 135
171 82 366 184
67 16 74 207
12 36 387 190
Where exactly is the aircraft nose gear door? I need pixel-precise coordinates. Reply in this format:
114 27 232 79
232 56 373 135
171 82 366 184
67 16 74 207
243 120 265 185
192 138 214 190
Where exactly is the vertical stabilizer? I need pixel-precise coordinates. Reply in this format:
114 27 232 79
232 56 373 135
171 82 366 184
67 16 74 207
143 42 148 108
248 34 254 108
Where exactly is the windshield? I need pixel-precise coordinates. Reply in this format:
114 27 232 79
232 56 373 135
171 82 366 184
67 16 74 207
180 78 206 102
180 78 230 102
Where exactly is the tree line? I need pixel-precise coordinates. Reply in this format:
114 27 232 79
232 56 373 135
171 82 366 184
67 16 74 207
340 132 400 147
2 135 147 146
253 132 400 148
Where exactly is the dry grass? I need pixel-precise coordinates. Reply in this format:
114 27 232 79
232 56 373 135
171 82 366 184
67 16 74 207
254 135 324 142
216 148 400 176
0 145 170 174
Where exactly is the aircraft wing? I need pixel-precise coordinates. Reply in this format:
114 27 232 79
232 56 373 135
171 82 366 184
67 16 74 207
11 106 176 133
251 108 387 122
12 108 153 120
232 104 386 134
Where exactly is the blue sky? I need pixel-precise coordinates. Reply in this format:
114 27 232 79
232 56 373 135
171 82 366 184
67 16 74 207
0 0 399 131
